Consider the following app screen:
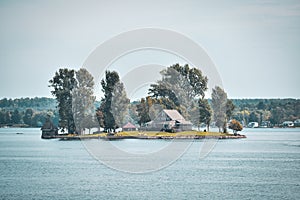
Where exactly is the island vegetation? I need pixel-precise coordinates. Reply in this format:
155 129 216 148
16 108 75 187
0 64 299 139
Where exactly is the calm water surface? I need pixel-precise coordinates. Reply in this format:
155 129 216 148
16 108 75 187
0 128 299 199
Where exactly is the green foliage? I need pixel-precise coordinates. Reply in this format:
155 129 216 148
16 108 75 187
32 112 48 127
97 70 129 132
148 63 209 123
0 110 11 124
226 99 235 120
11 109 21 124
136 97 152 126
162 63 208 99
149 63 208 105
211 86 228 132
249 111 260 123
128 104 139 124
111 82 130 127
49 68 77 133
23 108 33 126
231 99 299 125
199 99 212 131
256 101 266 110
0 97 57 111
72 68 96 134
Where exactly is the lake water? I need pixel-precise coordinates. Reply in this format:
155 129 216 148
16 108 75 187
0 128 299 199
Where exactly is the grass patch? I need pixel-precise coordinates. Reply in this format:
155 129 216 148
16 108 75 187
115 130 231 137
59 130 233 139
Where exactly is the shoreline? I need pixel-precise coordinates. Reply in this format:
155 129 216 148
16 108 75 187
41 131 247 140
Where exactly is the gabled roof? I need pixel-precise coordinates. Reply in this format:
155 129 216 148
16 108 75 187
123 122 136 129
177 119 192 125
163 109 192 125
163 109 184 121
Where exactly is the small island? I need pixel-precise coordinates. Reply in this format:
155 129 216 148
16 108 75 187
42 108 246 140
41 130 246 140
41 64 247 140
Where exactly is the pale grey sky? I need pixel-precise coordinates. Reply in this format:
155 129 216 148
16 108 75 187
0 0 299 99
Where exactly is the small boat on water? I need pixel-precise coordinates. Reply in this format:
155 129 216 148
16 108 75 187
248 122 259 128
282 121 294 127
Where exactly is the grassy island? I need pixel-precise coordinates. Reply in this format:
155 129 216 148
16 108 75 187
43 131 246 140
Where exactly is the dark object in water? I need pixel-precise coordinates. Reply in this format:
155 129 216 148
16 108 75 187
41 117 58 139
16 132 23 134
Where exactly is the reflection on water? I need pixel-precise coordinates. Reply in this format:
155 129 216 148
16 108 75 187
0 128 299 199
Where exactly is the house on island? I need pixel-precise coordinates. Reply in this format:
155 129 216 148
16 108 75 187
123 122 137 131
145 109 192 132
41 118 58 139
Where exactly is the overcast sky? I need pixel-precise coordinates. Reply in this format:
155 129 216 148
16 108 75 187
0 0 299 99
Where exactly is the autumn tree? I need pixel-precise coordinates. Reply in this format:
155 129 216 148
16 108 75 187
49 68 77 133
211 86 228 133
229 119 243 135
72 68 96 134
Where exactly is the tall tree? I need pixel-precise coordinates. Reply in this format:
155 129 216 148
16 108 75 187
72 68 96 134
199 99 212 131
49 68 77 133
211 86 228 133
226 99 235 121
111 82 130 128
136 97 153 126
98 70 129 132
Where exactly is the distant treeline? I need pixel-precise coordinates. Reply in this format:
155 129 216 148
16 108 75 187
0 98 57 127
0 97 57 111
229 98 300 125
0 97 99 127
0 97 299 127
